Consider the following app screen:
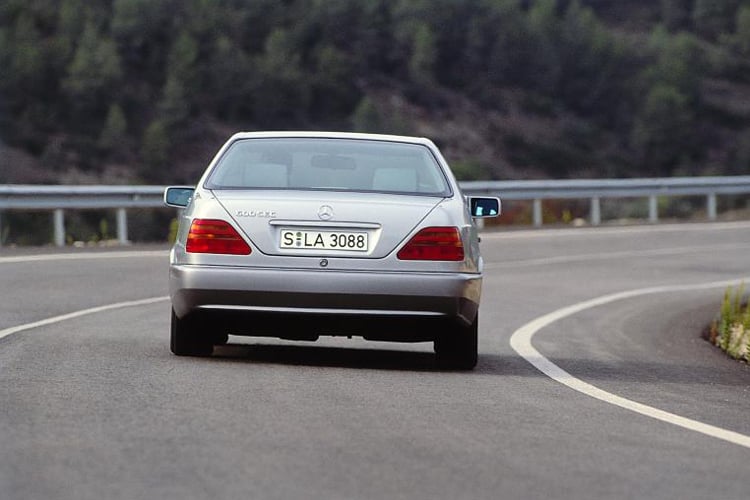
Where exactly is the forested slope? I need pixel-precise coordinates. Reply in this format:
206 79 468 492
2 0 750 185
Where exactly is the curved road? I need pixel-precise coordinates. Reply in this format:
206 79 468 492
1 222 749 499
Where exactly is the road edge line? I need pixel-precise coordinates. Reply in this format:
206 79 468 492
0 296 169 342
0 250 168 264
509 278 750 449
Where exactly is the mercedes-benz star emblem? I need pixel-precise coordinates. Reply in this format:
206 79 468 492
318 205 334 221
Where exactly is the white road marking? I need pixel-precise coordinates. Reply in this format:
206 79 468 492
0 250 168 264
509 278 750 449
482 220 750 240
0 296 169 342
485 242 750 269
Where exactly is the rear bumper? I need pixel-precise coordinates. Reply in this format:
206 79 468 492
170 265 481 340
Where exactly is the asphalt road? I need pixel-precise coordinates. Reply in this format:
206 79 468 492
1 222 749 499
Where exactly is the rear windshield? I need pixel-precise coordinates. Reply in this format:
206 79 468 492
205 138 450 196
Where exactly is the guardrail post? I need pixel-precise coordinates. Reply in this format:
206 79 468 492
53 209 65 247
590 197 601 226
533 199 542 227
648 196 658 223
116 208 129 245
707 193 717 220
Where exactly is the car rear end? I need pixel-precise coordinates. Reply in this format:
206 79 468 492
166 132 498 368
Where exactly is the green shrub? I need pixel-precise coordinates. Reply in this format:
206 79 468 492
712 284 749 362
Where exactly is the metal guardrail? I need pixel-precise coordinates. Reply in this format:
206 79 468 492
460 176 750 227
1 176 750 247
0 185 164 247
0 185 165 209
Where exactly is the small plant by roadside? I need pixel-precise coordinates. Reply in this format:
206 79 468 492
168 218 179 244
708 284 750 362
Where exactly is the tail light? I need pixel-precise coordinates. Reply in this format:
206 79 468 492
186 219 252 255
397 227 465 261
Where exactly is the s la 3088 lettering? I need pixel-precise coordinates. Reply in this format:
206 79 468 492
280 230 368 251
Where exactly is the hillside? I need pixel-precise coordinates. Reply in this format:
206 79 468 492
1 0 750 186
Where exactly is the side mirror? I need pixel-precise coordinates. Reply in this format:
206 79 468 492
469 197 501 218
164 186 195 208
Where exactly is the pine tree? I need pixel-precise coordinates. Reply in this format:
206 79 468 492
409 23 437 85
254 28 310 125
141 119 170 178
158 75 190 129
351 96 383 133
631 84 695 175
98 103 127 152
63 20 122 117
166 30 199 92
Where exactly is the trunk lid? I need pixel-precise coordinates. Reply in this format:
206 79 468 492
213 190 443 259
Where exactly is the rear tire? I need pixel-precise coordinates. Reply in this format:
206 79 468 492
434 315 478 370
170 309 213 356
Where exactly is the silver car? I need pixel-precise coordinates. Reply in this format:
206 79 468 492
164 132 499 369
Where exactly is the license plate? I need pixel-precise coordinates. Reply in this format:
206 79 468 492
280 230 369 251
